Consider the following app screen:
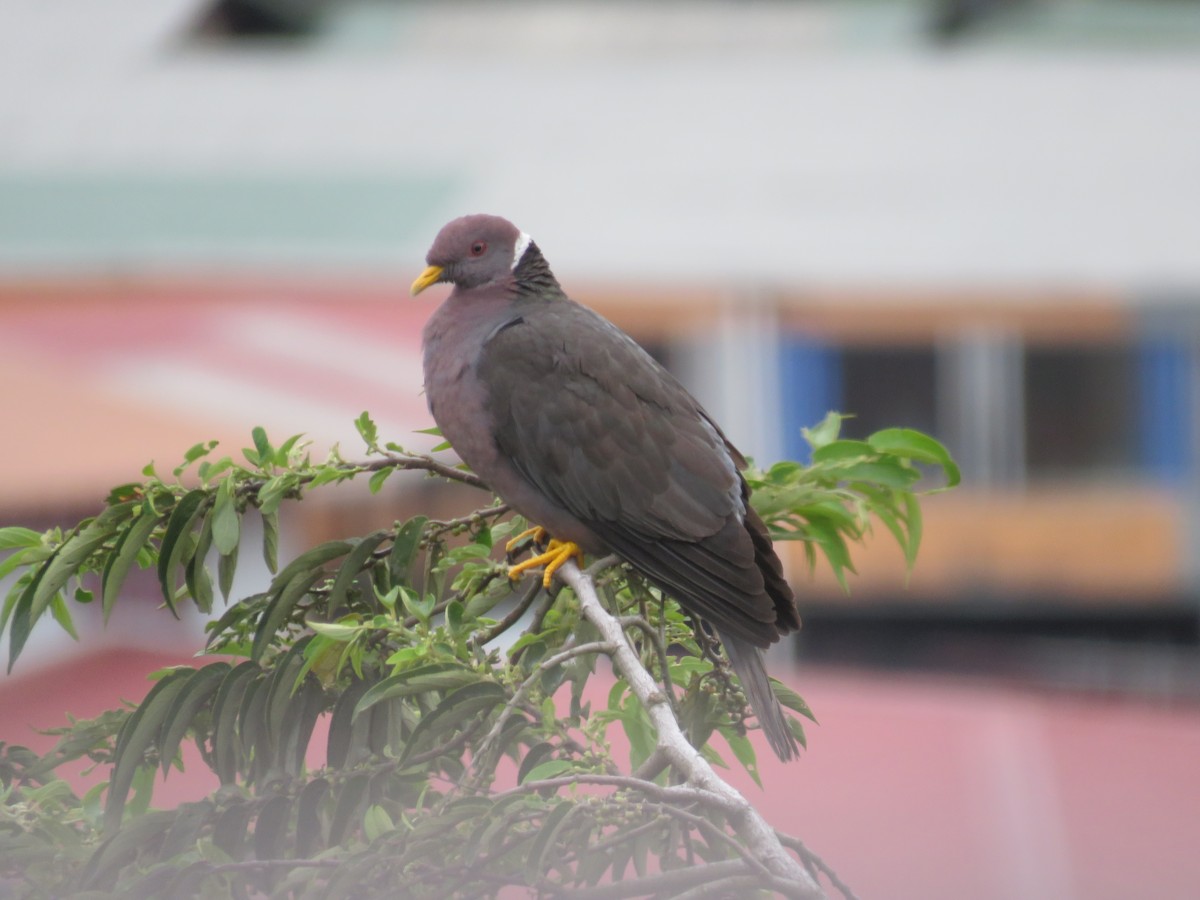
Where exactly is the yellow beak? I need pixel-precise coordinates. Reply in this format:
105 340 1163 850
410 264 445 296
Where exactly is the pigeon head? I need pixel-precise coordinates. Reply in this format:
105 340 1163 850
411 214 533 295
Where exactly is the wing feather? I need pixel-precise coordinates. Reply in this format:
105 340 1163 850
478 299 787 647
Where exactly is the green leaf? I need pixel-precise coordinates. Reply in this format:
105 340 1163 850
400 586 435 625
251 426 273 467
261 508 280 574
0 527 41 550
840 460 922 489
49 594 78 640
355 411 379 449
354 664 480 716
81 809 177 889
810 439 875 463
363 804 395 842
520 758 574 784
387 516 427 585
868 428 961 487
100 502 159 623
158 799 213 861
236 674 270 783
516 742 556 784
787 716 808 750
368 467 392 494
446 599 466 636
903 491 923 571
871 501 909 560
257 473 298 516
252 541 353 661
212 801 253 861
397 682 508 762
10 518 114 670
325 531 389 617
771 681 817 723
156 663 231 776
197 455 234 483
210 662 260 784
156 489 209 615
173 440 218 477
218 541 239 601
277 674 324 775
253 795 292 864
259 639 314 772
307 620 363 642
328 773 371 845
615 694 656 769
0 546 30 585
275 432 305 465
211 477 240 556
806 518 856 592
185 511 215 615
724 731 762 789
527 801 575 882
802 411 845 449
252 570 325 662
295 778 331 857
326 679 373 769
105 668 194 832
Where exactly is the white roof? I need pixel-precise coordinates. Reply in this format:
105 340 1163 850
1 0 1199 291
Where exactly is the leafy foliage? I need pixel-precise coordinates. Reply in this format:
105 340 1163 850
0 413 956 898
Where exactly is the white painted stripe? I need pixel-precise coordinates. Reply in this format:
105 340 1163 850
975 706 1077 899
222 308 425 389
104 359 431 449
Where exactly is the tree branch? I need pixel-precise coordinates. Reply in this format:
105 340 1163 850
375 451 488 490
563 858 810 900
468 639 618 788
557 559 825 898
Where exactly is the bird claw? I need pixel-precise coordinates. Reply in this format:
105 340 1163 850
507 539 584 588
504 525 549 561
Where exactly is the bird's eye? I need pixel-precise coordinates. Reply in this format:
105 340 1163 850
470 241 487 257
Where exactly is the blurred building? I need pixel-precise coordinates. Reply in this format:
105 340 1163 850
3 0 1198 674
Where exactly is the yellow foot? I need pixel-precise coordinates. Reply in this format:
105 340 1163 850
507 540 584 588
505 526 548 558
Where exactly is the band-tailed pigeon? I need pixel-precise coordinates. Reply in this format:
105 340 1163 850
412 214 802 760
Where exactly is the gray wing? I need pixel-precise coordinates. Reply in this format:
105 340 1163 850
477 300 793 646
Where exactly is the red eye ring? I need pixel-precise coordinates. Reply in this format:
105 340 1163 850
470 241 487 257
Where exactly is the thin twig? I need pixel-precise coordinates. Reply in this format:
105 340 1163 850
651 802 770 879
502 773 727 808
468 639 618 790
776 831 861 900
197 858 339 874
562 859 753 899
619 614 676 709
425 503 511 538
375 452 489 490
511 582 563 662
471 577 544 648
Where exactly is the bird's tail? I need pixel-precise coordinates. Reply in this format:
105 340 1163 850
718 631 799 762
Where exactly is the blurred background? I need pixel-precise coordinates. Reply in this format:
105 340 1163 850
2 1 1199 897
